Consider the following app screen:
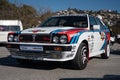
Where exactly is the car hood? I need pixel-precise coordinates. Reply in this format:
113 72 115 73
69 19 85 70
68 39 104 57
20 27 88 40
21 27 77 34
20 26 88 43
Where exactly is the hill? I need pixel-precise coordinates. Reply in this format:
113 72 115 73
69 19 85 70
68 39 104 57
0 0 120 34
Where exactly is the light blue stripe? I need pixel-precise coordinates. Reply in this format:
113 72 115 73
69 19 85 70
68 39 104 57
74 33 81 43
70 35 76 44
51 29 63 34
70 32 84 44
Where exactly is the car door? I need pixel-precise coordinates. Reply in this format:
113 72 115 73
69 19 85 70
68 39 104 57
89 16 102 53
95 17 108 50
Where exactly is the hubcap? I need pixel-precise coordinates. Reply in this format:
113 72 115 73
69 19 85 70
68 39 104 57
81 46 88 64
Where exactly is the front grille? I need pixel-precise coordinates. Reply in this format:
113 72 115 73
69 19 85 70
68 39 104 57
35 34 50 42
19 34 51 43
19 34 33 42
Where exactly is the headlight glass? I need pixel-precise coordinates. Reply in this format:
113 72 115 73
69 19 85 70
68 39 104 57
60 35 67 44
8 35 14 42
14 36 18 42
53 36 59 43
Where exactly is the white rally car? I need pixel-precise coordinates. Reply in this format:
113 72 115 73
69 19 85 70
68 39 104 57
6 14 110 70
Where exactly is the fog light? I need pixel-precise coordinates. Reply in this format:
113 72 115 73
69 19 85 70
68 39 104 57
52 53 62 58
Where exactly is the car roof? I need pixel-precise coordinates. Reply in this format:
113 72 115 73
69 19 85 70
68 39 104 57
53 14 88 17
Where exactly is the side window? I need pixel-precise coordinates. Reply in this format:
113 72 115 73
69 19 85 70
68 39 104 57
95 18 105 30
89 16 97 29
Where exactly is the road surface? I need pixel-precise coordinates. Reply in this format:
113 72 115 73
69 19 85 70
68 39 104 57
0 43 120 80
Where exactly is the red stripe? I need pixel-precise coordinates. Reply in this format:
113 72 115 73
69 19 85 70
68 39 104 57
58 28 88 42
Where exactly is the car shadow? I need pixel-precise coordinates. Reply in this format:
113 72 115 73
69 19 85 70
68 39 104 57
0 49 119 70
110 50 120 55
0 56 72 70
89 50 120 60
60 75 120 80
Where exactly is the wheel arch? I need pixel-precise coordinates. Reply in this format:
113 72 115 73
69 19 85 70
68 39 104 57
71 40 89 69
74 40 89 59
82 40 88 48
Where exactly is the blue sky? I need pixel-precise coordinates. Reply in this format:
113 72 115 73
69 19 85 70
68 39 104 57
9 0 120 12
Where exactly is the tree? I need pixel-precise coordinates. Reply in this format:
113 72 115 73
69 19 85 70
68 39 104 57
0 0 53 29
38 6 54 22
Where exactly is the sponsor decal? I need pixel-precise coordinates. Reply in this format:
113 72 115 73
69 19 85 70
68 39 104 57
100 31 108 50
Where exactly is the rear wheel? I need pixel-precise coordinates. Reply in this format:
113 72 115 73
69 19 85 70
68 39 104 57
101 44 110 59
72 42 88 70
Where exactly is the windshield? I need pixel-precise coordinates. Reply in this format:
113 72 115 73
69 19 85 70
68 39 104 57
0 26 20 31
40 16 88 28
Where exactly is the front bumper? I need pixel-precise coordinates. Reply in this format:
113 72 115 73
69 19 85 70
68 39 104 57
6 42 76 61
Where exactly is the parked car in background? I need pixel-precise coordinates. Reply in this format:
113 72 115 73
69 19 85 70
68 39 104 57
0 20 23 44
6 14 110 70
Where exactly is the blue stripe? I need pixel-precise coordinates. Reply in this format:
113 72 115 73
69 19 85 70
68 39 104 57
16 31 21 34
74 32 82 43
70 35 77 44
51 29 63 34
70 31 84 44
74 33 79 43
100 40 107 50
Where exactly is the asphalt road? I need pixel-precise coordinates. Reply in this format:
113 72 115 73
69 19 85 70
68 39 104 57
0 43 120 80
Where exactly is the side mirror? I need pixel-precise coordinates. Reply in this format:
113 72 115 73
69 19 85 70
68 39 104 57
93 25 100 30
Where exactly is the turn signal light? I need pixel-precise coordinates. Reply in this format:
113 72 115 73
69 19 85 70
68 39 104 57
54 47 62 51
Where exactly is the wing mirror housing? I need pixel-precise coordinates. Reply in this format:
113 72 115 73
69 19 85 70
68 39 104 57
93 25 100 30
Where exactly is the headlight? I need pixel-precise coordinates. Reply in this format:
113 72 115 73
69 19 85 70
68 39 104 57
52 35 68 44
60 35 67 44
8 34 14 42
53 36 59 43
8 34 18 42
14 36 18 42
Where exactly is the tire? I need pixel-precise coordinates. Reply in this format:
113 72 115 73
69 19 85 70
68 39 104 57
16 58 32 64
101 44 110 59
72 42 88 70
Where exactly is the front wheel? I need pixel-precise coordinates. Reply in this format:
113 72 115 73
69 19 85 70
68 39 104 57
101 44 110 59
72 42 88 70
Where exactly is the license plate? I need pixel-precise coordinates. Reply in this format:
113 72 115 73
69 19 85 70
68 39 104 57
24 56 43 60
20 45 43 52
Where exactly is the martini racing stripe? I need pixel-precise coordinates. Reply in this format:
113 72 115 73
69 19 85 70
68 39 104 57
50 29 64 34
70 31 85 44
